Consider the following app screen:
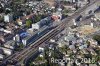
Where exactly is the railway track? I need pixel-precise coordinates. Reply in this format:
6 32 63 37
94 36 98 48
1 0 99 65
11 18 66 63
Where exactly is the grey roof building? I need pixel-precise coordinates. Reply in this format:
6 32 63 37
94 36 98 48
4 40 16 49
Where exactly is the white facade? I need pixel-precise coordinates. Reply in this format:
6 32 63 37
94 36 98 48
39 54 43 57
3 29 12 34
13 34 20 42
32 23 40 30
4 14 13 22
2 48 12 56
39 47 44 52
73 0 76 3
90 23 94 27
50 39 55 42
0 54 4 59
72 19 77 25
22 39 27 46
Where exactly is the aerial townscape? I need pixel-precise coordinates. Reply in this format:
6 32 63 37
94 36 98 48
0 0 100 66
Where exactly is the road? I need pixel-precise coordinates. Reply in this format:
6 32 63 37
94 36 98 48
1 0 100 66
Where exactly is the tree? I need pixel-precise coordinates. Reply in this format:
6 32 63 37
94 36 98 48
0 7 4 13
26 19 32 28
15 43 24 51
29 62 33 66
86 40 90 48
34 15 41 23
93 35 100 44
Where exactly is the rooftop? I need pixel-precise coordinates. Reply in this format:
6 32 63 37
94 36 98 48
4 40 15 47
